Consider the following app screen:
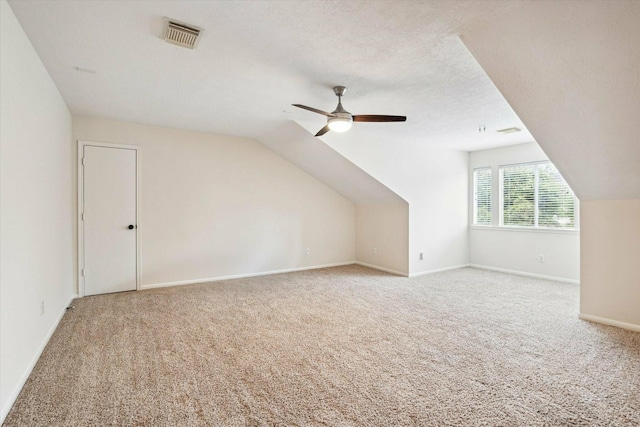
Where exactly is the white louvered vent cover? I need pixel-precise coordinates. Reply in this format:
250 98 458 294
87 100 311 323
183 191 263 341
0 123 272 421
163 18 202 49
496 127 521 135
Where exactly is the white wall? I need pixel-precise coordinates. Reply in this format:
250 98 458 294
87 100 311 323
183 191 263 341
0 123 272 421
355 203 409 275
461 0 639 328
580 200 640 329
325 140 469 276
469 143 580 283
73 116 356 287
0 0 75 421
470 229 579 283
258 122 410 276
406 148 469 275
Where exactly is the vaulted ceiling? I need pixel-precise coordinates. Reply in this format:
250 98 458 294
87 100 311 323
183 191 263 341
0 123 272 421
8 0 534 151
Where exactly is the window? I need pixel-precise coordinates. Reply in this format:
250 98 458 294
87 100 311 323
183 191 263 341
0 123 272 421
473 168 492 225
500 162 576 229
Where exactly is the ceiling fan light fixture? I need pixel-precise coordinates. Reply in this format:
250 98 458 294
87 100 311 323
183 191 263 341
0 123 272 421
327 116 353 133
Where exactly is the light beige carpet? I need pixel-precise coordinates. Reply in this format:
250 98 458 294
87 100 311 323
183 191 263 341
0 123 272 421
4 266 640 426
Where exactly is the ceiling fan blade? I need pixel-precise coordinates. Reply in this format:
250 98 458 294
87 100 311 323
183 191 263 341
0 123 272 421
352 115 407 122
292 104 336 117
315 125 331 137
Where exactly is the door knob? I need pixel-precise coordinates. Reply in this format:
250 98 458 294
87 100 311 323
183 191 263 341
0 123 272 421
128 225 135 230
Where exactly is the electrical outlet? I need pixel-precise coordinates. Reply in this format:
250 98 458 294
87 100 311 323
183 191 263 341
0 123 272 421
373 247 377 255
419 252 424 260
538 255 545 263
305 248 311 255
40 300 45 315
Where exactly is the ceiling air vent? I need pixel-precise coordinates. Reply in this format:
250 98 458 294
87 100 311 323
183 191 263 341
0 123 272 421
163 18 203 49
496 127 521 135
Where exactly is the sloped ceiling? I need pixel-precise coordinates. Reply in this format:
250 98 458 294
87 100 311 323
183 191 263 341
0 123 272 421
258 122 405 205
8 0 534 151
461 0 640 200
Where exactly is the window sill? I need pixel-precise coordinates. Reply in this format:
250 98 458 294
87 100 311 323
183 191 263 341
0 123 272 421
470 225 580 235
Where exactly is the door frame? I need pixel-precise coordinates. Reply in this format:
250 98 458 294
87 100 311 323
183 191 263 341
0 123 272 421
77 140 141 297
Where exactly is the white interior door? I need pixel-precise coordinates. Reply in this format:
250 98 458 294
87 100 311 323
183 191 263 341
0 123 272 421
82 145 137 296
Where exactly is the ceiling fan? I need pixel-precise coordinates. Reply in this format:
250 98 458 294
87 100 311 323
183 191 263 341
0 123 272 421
293 86 407 137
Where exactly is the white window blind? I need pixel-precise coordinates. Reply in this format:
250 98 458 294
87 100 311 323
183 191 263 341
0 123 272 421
473 168 492 225
501 164 535 226
537 163 576 228
500 162 576 229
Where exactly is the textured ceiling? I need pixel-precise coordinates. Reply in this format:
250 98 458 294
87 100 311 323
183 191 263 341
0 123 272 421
8 0 534 151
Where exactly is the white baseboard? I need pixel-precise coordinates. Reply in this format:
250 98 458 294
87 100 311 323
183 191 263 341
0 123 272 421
469 264 579 284
409 264 470 278
578 313 640 332
141 261 356 290
0 293 78 424
354 262 408 277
